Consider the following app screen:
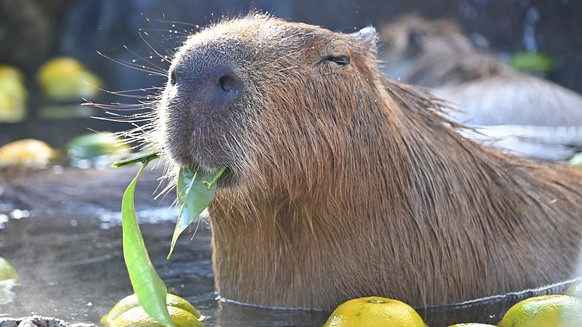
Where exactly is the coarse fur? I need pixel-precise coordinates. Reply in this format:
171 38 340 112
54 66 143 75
152 13 582 310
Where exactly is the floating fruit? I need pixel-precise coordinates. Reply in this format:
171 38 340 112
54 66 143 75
37 57 102 100
0 139 57 168
323 296 426 327
0 65 27 122
498 294 582 327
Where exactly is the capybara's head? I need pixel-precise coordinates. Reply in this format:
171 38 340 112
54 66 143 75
378 14 500 86
155 14 385 189
379 14 464 62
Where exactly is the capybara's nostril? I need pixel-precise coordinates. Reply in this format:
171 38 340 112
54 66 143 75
218 75 240 93
212 71 243 107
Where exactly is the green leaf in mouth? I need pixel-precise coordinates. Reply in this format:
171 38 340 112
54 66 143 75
167 165 227 259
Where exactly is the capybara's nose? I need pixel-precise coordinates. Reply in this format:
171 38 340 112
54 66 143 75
170 63 244 113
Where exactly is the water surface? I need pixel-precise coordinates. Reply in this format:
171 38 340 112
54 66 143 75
0 166 578 326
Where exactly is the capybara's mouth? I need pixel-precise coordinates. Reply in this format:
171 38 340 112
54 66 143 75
188 162 235 189
213 166 234 188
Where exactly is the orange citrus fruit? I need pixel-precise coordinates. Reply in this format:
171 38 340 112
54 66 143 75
0 65 27 122
36 57 102 100
322 296 426 327
498 294 582 327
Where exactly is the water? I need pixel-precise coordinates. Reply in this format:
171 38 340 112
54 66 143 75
0 207 328 326
0 166 579 326
0 166 329 326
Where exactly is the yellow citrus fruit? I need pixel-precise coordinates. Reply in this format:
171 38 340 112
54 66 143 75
111 306 203 327
101 293 201 326
0 139 57 168
322 296 426 327
564 281 582 299
37 57 85 82
498 294 582 327
0 65 27 122
0 65 24 83
36 57 102 100
448 324 497 326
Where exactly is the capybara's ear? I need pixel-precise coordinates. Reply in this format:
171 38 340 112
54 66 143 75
352 26 379 54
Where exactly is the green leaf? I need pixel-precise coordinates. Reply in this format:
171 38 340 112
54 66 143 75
0 257 19 282
167 165 226 259
509 52 555 73
121 160 175 327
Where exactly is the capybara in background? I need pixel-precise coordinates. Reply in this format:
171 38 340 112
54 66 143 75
379 14 582 161
151 14 582 310
379 14 582 127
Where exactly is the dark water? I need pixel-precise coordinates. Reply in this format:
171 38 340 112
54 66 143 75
0 167 579 327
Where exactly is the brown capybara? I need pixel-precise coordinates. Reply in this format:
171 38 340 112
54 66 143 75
379 14 582 129
379 13 501 87
151 13 582 311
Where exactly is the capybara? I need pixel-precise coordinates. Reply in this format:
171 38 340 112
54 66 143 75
379 14 582 128
151 13 582 311
379 14 582 161
379 14 501 88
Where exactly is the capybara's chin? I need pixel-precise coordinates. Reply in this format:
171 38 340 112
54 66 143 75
151 13 582 311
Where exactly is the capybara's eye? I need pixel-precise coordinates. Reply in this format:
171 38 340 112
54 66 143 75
407 29 424 55
408 29 424 48
321 55 350 66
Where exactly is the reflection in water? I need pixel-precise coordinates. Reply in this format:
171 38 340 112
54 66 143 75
0 280 17 306
0 167 580 326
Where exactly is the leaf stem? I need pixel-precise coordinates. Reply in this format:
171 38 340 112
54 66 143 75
112 152 159 168
203 165 227 190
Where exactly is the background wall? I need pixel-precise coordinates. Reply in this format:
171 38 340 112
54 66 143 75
0 0 580 145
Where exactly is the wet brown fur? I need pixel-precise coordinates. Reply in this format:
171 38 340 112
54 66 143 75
155 14 582 310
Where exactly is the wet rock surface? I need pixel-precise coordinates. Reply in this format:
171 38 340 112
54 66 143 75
0 164 170 213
